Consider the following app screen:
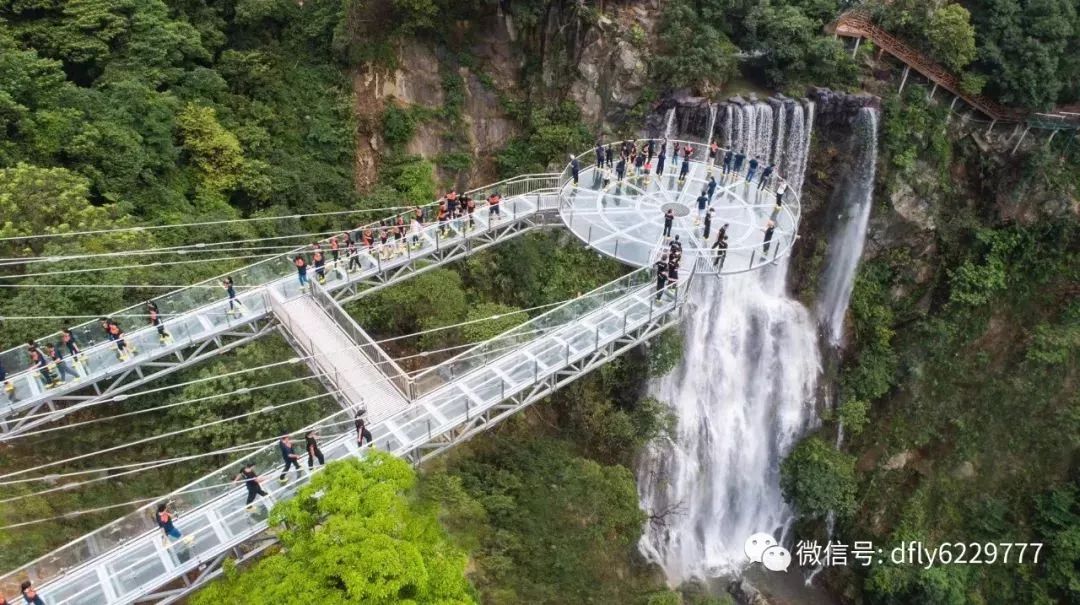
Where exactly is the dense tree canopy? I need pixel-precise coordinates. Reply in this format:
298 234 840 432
192 455 475 605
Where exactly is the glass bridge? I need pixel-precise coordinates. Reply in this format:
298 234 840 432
0 139 801 604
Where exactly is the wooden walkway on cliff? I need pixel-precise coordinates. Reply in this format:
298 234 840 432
827 10 1080 141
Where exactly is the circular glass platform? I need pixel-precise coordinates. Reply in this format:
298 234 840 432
558 140 800 275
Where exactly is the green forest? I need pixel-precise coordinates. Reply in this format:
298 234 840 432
1 0 1078 603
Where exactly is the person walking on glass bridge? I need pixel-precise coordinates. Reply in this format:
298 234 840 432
20 581 44 605
100 317 134 361
595 142 606 169
696 191 708 223
759 163 775 190
146 300 172 344
669 234 683 266
27 342 59 388
61 327 84 372
466 195 477 231
606 142 614 168
278 434 302 483
762 220 776 255
678 153 690 182
662 208 674 238
634 151 645 180
305 430 325 468
703 208 715 240
1 360 16 402
721 148 733 178
45 343 78 384
355 410 373 447
346 238 362 273
156 502 188 547
656 144 666 177
223 276 244 316
488 192 502 221
746 156 759 183
570 155 580 186
712 224 729 269
294 255 309 292
615 156 626 182
234 461 269 511
313 247 327 284
706 175 718 201
775 179 788 207
654 255 669 301
732 150 746 180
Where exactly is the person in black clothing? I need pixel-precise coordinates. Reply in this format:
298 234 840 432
312 248 327 285
45 343 77 383
703 208 714 240
678 155 690 182
278 435 301 483
712 224 730 269
706 175 718 201
667 256 680 292
669 234 683 257
305 431 325 468
615 157 626 182
732 151 746 177
146 300 171 344
696 192 708 222
662 208 674 238
223 276 244 315
758 163 775 190
654 256 669 300
606 143 614 168
634 152 645 179
355 411 373 447
20 581 44 605
346 239 362 273
762 220 776 254
234 462 269 510
61 328 82 364
596 143 606 168
746 156 759 182
570 155 580 186
721 149 733 177
656 146 666 176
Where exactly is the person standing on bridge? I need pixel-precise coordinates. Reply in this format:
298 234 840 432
222 277 244 316
278 434 302 483
669 234 683 265
1 360 16 402
634 151 645 180
45 343 78 384
20 581 44 605
305 430 325 468
678 154 690 182
712 224 729 269
696 191 708 223
656 144 666 177
706 175 718 201
346 238 362 273
465 195 477 231
156 502 183 543
27 343 58 389
703 208 715 241
746 156 759 183
570 155 580 187
722 149 733 178
146 300 172 344
615 156 626 182
313 246 327 284
775 179 788 207
758 163 775 190
762 220 776 255
662 208 674 238
234 461 269 511
488 192 502 221
606 142 614 168
355 410 373 447
595 142 606 168
654 255 669 301
100 318 134 361
294 255 309 292
733 150 746 180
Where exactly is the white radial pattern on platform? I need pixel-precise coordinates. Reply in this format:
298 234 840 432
558 152 798 274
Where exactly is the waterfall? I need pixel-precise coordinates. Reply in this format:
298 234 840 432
722 104 733 149
705 104 718 146
816 107 879 346
793 100 816 195
664 107 676 158
754 104 773 164
781 104 806 195
638 260 822 582
637 106 826 581
771 99 787 167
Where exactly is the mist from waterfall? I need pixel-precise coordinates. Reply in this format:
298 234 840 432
816 107 879 346
637 99 824 582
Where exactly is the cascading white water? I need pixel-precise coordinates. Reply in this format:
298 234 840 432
793 101 816 195
754 104 773 164
637 99 849 583
638 260 822 582
664 108 676 158
705 104 718 146
816 107 878 346
723 105 733 149
771 100 787 168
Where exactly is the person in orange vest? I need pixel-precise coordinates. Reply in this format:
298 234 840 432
363 227 375 253
99 318 134 361
437 200 449 236
294 255 309 291
487 192 501 221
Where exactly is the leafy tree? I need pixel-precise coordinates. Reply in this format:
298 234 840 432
651 0 738 93
176 104 247 193
928 4 977 71
647 327 683 376
780 437 857 518
973 0 1080 109
837 399 870 437
744 2 857 88
381 104 417 146
192 455 475 605
461 302 527 343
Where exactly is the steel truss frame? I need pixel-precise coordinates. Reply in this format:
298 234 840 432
0 318 276 438
119 295 682 605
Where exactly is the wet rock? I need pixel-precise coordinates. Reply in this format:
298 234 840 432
882 450 913 470
888 179 936 231
952 461 976 479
